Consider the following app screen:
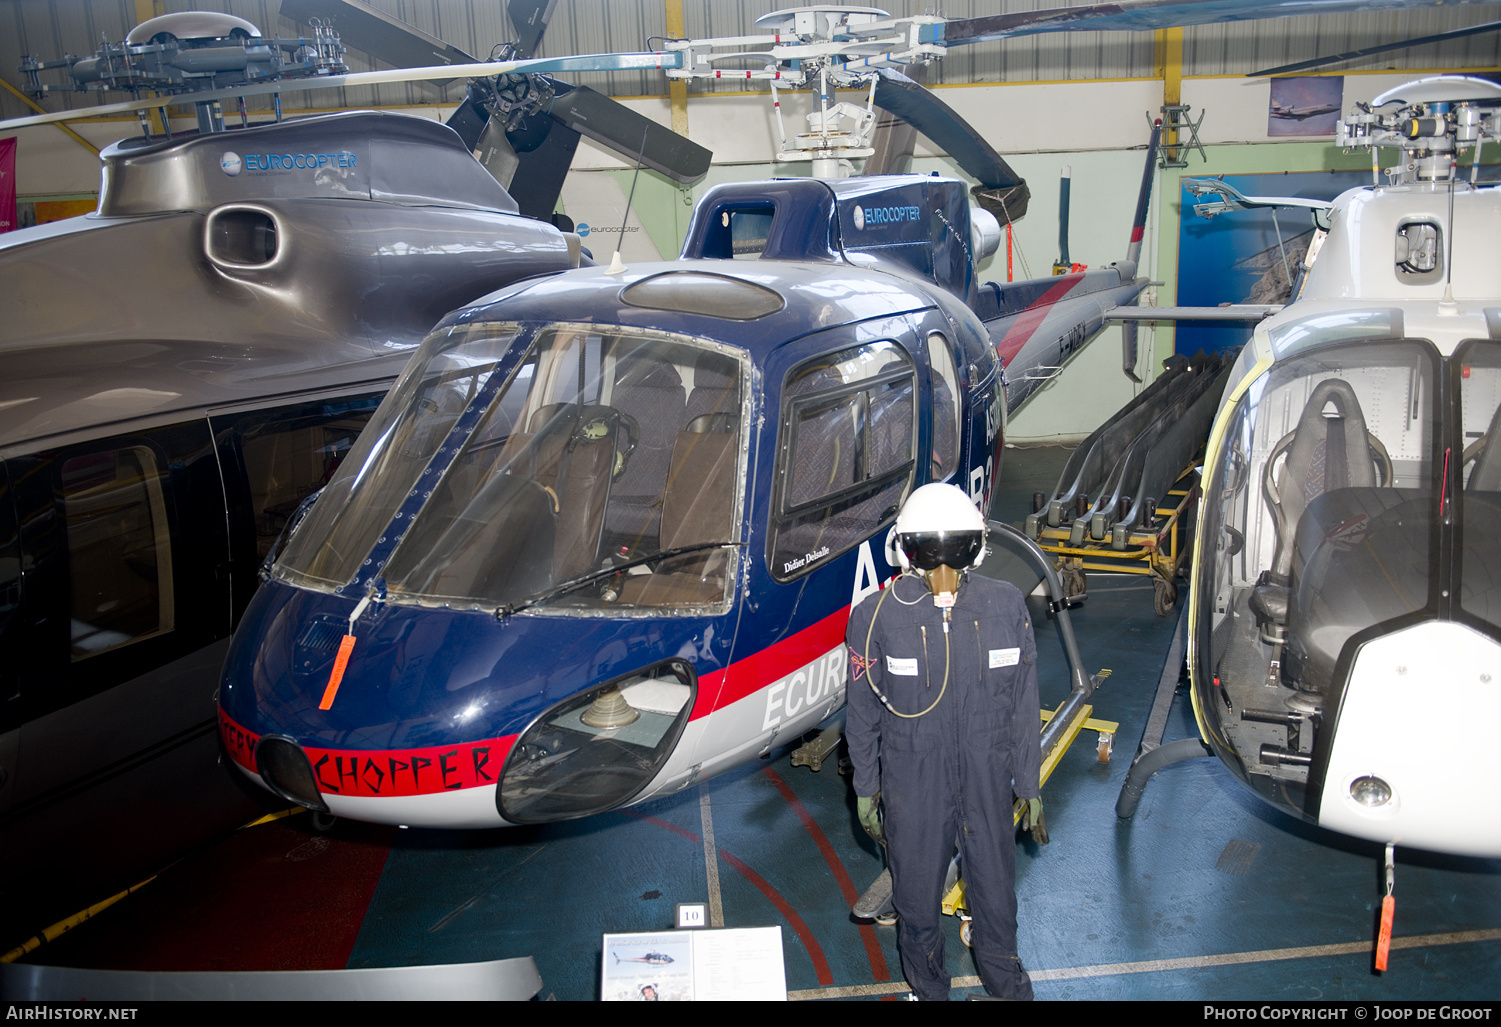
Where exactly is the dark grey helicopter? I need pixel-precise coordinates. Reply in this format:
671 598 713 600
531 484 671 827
0 1 718 942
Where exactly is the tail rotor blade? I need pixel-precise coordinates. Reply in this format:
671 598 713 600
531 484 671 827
1122 320 1142 384
507 0 559 59
1125 120 1162 270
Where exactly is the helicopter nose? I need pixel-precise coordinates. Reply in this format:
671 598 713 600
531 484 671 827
254 735 331 813
1318 620 1501 857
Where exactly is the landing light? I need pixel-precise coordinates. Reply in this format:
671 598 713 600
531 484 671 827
1350 775 1394 808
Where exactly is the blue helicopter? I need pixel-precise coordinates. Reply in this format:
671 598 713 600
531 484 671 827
215 151 1166 827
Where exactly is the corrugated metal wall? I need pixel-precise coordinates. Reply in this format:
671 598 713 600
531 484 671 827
3 1 1498 120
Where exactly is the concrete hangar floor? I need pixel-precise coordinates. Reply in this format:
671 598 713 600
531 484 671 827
18 447 1501 1000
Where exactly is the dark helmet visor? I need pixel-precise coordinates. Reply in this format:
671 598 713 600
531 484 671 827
899 530 983 572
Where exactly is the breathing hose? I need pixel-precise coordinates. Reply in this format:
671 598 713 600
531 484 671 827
862 573 951 719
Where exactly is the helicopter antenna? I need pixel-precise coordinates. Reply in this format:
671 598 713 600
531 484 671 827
1268 207 1292 300
1441 174 1457 312
607 127 650 275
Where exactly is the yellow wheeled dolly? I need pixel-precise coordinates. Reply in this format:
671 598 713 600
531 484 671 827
941 677 1119 947
1029 462 1199 617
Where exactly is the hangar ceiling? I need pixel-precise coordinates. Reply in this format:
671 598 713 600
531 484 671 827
2 0 1499 122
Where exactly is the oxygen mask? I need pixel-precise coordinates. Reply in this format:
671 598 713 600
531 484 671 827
923 563 963 606
899 529 981 609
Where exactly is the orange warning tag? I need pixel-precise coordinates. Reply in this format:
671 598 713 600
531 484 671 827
318 634 358 711
1375 893 1395 971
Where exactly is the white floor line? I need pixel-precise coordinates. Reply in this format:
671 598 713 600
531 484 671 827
785 927 1501 1000
699 784 724 928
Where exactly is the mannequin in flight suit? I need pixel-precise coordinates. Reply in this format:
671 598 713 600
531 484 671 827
845 483 1045 1001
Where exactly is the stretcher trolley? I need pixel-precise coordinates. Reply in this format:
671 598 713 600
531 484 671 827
1024 352 1232 615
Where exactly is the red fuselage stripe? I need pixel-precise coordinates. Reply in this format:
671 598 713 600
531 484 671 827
994 274 1083 367
219 706 517 799
690 604 851 720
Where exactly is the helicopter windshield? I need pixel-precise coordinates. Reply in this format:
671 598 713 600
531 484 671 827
1456 338 1501 627
276 324 523 591
1196 322 1501 814
276 322 748 614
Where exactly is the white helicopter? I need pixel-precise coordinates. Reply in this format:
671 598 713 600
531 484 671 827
1133 77 1501 877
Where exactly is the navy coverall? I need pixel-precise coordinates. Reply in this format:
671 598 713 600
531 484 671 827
845 571 1041 1001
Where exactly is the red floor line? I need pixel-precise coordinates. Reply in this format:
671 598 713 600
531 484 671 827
620 811 834 987
761 767 891 982
715 849 834 986
624 810 700 846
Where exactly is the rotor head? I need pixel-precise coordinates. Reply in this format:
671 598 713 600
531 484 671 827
1340 75 1501 185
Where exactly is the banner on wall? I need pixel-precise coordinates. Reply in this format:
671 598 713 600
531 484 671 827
0 138 15 234
1176 169 1368 356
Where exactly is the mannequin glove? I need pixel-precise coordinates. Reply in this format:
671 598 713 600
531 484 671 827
857 794 884 845
1023 796 1049 845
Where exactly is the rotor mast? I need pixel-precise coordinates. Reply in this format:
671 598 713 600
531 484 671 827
665 6 944 179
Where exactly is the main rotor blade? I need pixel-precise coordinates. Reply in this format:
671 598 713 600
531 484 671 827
280 0 476 83
508 0 559 60
0 52 683 131
932 0 1497 47
865 64 927 177
870 69 1024 192
1248 19 1501 77
547 83 712 184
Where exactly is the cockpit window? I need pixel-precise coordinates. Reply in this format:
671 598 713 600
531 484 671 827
374 324 748 614
770 341 916 582
276 325 521 590
927 332 960 481
1456 339 1501 628
1194 336 1441 815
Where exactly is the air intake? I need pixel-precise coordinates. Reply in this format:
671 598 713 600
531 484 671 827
205 204 280 269
254 735 330 812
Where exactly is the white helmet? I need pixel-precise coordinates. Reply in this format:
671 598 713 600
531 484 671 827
885 483 987 572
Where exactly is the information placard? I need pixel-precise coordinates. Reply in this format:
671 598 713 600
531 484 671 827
601 926 786 1001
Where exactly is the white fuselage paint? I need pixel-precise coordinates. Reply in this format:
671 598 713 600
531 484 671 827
244 769 509 830
1318 621 1501 857
761 646 849 731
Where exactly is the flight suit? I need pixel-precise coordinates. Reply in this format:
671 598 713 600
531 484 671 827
845 571 1041 1001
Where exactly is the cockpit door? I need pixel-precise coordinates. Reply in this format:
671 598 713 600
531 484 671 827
692 320 920 772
